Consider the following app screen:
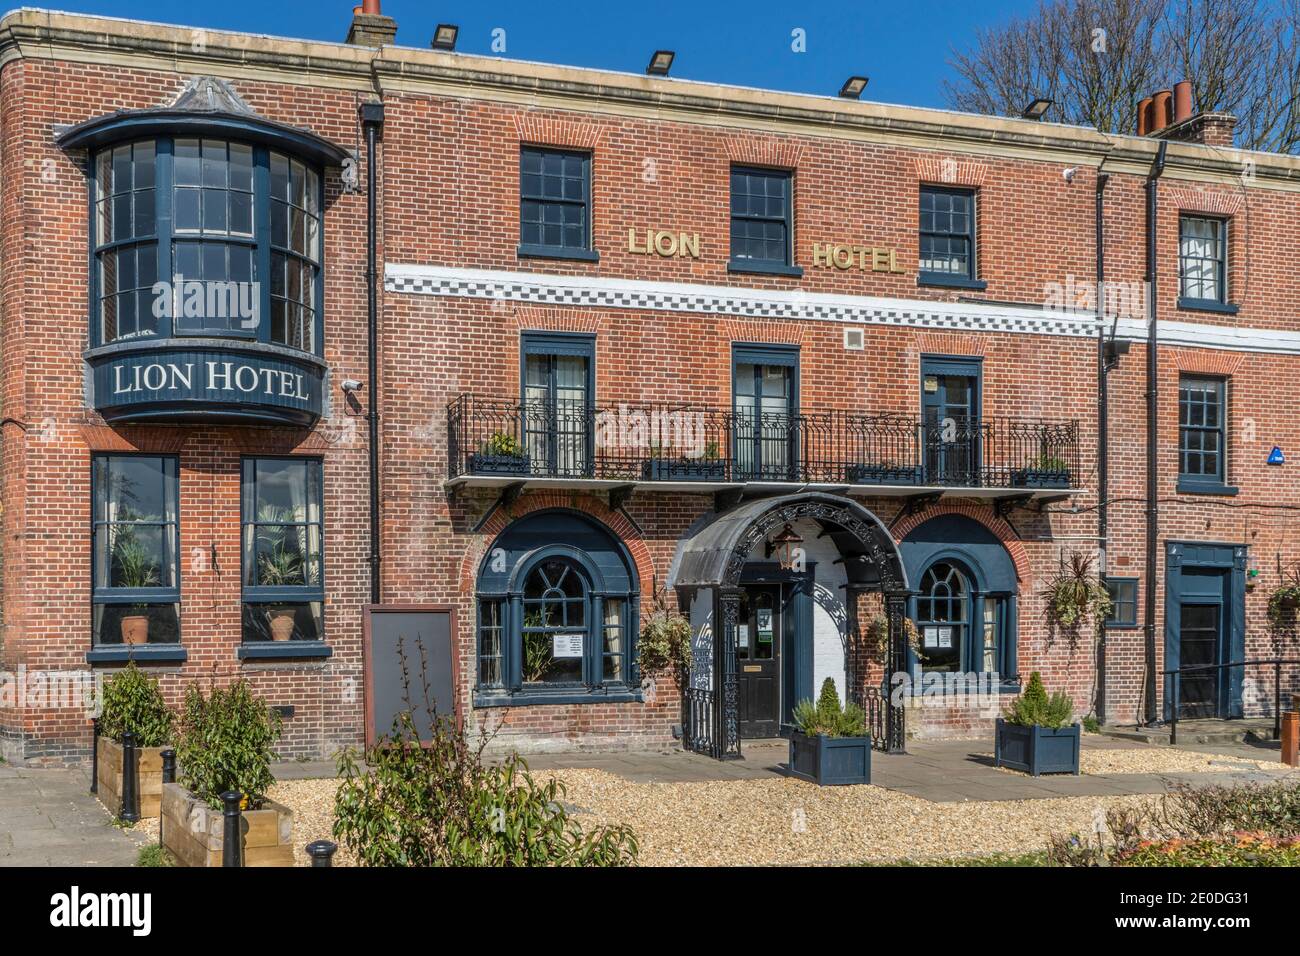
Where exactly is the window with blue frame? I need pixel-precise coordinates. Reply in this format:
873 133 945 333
732 344 799 481
729 166 798 274
241 457 325 645
92 455 180 648
1179 215 1228 307
913 559 1012 677
522 332 594 478
1178 376 1227 487
518 147 595 260
475 510 637 704
91 137 323 352
1103 576 1139 627
919 186 980 286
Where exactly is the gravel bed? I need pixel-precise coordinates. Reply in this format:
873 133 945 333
980 748 1295 776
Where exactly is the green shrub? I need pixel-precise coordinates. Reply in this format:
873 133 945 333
175 679 281 810
1158 779 1300 839
793 678 866 737
1117 833 1300 867
483 431 524 457
333 710 638 867
136 844 175 867
98 662 174 747
637 611 693 674
1081 714 1101 734
1005 672 1073 729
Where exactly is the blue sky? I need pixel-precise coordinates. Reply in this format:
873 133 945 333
30 0 1037 109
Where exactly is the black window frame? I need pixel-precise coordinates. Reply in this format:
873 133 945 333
918 185 986 291
1177 375 1236 496
728 166 803 278
88 453 185 663
517 146 599 263
1178 214 1237 314
238 455 331 659
1102 576 1139 628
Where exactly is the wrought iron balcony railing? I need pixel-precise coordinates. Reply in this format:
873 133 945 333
447 394 1081 491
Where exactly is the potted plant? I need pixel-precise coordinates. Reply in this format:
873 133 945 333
163 679 292 866
1012 452 1072 489
641 440 727 482
846 461 924 486
111 531 161 645
468 431 530 476
95 662 174 819
1042 551 1112 633
865 614 924 661
787 678 871 786
254 506 310 641
1267 570 1300 632
994 671 1081 776
637 609 693 678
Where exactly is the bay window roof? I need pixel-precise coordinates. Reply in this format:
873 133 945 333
56 76 350 168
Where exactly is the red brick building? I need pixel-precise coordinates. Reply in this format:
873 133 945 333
2 7 1298 765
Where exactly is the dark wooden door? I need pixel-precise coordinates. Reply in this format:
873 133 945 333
736 586 781 738
1178 602 1223 719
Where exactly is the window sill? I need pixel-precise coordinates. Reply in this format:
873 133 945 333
87 645 188 665
1104 621 1140 630
517 244 600 263
918 273 987 291
1177 297 1239 316
727 259 804 279
1177 480 1238 497
473 687 643 708
238 641 333 661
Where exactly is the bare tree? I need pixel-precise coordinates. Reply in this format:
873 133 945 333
945 0 1300 153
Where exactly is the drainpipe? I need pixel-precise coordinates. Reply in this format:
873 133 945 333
1143 140 1168 726
360 100 385 605
1095 171 1110 724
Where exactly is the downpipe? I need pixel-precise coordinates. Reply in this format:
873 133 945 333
1143 141 1168 726
360 101 385 606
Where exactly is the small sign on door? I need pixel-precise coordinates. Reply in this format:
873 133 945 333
552 633 584 659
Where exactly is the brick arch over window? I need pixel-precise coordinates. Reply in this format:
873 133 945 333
891 501 1030 584
459 493 655 598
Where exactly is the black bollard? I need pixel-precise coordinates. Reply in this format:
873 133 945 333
221 791 244 867
158 750 176 849
89 719 100 795
119 732 140 823
306 840 338 867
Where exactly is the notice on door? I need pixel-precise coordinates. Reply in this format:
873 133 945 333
552 633 584 659
756 608 774 643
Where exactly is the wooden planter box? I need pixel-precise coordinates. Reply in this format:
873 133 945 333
96 736 166 820
787 731 871 786
160 782 294 867
994 718 1081 776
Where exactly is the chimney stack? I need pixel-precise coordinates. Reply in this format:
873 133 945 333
1136 80 1237 148
346 0 397 46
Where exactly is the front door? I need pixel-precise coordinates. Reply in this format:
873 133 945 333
736 586 781 737
1178 602 1224 719
922 361 980 484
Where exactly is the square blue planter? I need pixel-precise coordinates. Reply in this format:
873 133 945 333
994 718 1081 776
787 731 871 786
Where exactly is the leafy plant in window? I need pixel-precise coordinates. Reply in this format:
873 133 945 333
254 504 313 641
521 608 554 683
109 514 162 645
1041 551 1112 634
97 661 174 747
1004 672 1073 729
792 678 866 738
333 639 637 866
175 677 281 811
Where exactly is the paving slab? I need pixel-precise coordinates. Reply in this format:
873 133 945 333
0 767 148 867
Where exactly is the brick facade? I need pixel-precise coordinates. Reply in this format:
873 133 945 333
2 10 1299 764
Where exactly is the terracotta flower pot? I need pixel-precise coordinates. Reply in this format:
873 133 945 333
121 614 149 645
268 611 296 642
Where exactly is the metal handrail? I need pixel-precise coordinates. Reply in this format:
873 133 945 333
1161 657 1300 745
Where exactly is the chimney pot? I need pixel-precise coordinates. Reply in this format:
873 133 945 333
1174 81 1193 124
1152 90 1173 132
1138 96 1153 136
363 0 381 13
346 0 397 45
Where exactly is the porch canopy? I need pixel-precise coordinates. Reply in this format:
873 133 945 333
668 491 909 593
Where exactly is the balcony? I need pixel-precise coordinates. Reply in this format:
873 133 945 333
446 395 1083 500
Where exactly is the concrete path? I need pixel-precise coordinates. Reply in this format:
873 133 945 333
0 763 148 867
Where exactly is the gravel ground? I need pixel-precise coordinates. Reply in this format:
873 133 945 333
981 748 1295 776
260 771 1155 867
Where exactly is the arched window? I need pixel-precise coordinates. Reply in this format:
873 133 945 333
476 511 638 704
90 137 323 352
916 561 968 673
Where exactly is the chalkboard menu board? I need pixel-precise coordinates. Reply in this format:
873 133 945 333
363 606 458 746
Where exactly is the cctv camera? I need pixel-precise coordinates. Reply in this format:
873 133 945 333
341 379 363 392
1062 166 1079 183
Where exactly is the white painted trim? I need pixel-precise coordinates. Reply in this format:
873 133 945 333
385 263 1300 356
